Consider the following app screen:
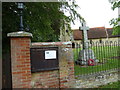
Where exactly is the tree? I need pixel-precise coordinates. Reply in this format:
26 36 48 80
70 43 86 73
109 0 120 35
2 1 84 53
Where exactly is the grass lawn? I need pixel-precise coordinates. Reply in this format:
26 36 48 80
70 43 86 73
73 46 120 75
75 59 119 75
98 81 120 88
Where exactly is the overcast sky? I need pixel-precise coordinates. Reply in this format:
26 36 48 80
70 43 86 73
70 0 118 29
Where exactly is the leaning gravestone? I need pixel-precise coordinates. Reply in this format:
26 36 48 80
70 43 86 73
76 21 99 65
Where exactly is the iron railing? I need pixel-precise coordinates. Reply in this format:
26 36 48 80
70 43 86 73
73 40 120 77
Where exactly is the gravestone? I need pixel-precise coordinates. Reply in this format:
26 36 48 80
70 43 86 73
76 21 98 65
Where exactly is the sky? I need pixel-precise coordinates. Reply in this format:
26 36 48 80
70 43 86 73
70 0 118 29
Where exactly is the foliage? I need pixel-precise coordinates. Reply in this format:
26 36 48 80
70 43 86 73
2 1 84 53
110 18 120 35
109 0 120 35
110 0 120 10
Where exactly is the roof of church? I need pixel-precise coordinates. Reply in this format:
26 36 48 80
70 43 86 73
73 30 82 40
73 27 120 40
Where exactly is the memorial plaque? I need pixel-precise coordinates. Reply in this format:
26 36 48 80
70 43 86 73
30 47 59 72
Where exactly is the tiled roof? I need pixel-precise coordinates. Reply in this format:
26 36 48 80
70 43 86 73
73 29 83 40
88 27 107 39
73 27 120 40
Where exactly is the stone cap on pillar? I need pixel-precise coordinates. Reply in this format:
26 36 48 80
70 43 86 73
7 31 33 38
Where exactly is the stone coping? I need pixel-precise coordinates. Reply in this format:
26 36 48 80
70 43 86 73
7 31 33 37
31 41 72 46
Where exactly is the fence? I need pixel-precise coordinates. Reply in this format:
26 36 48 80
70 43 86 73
73 40 120 78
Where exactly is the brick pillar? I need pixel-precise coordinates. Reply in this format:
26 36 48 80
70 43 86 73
7 31 32 88
59 42 75 88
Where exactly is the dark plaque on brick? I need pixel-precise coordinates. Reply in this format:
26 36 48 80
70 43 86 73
30 47 59 72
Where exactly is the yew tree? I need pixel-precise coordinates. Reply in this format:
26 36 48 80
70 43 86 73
2 1 84 53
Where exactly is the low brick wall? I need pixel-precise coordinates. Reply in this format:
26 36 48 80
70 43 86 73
31 70 59 88
31 42 75 88
75 70 119 88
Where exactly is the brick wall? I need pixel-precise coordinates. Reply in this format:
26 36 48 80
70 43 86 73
31 70 59 88
31 42 75 88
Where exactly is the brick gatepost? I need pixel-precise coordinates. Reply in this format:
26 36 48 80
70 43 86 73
58 43 75 88
7 31 32 88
